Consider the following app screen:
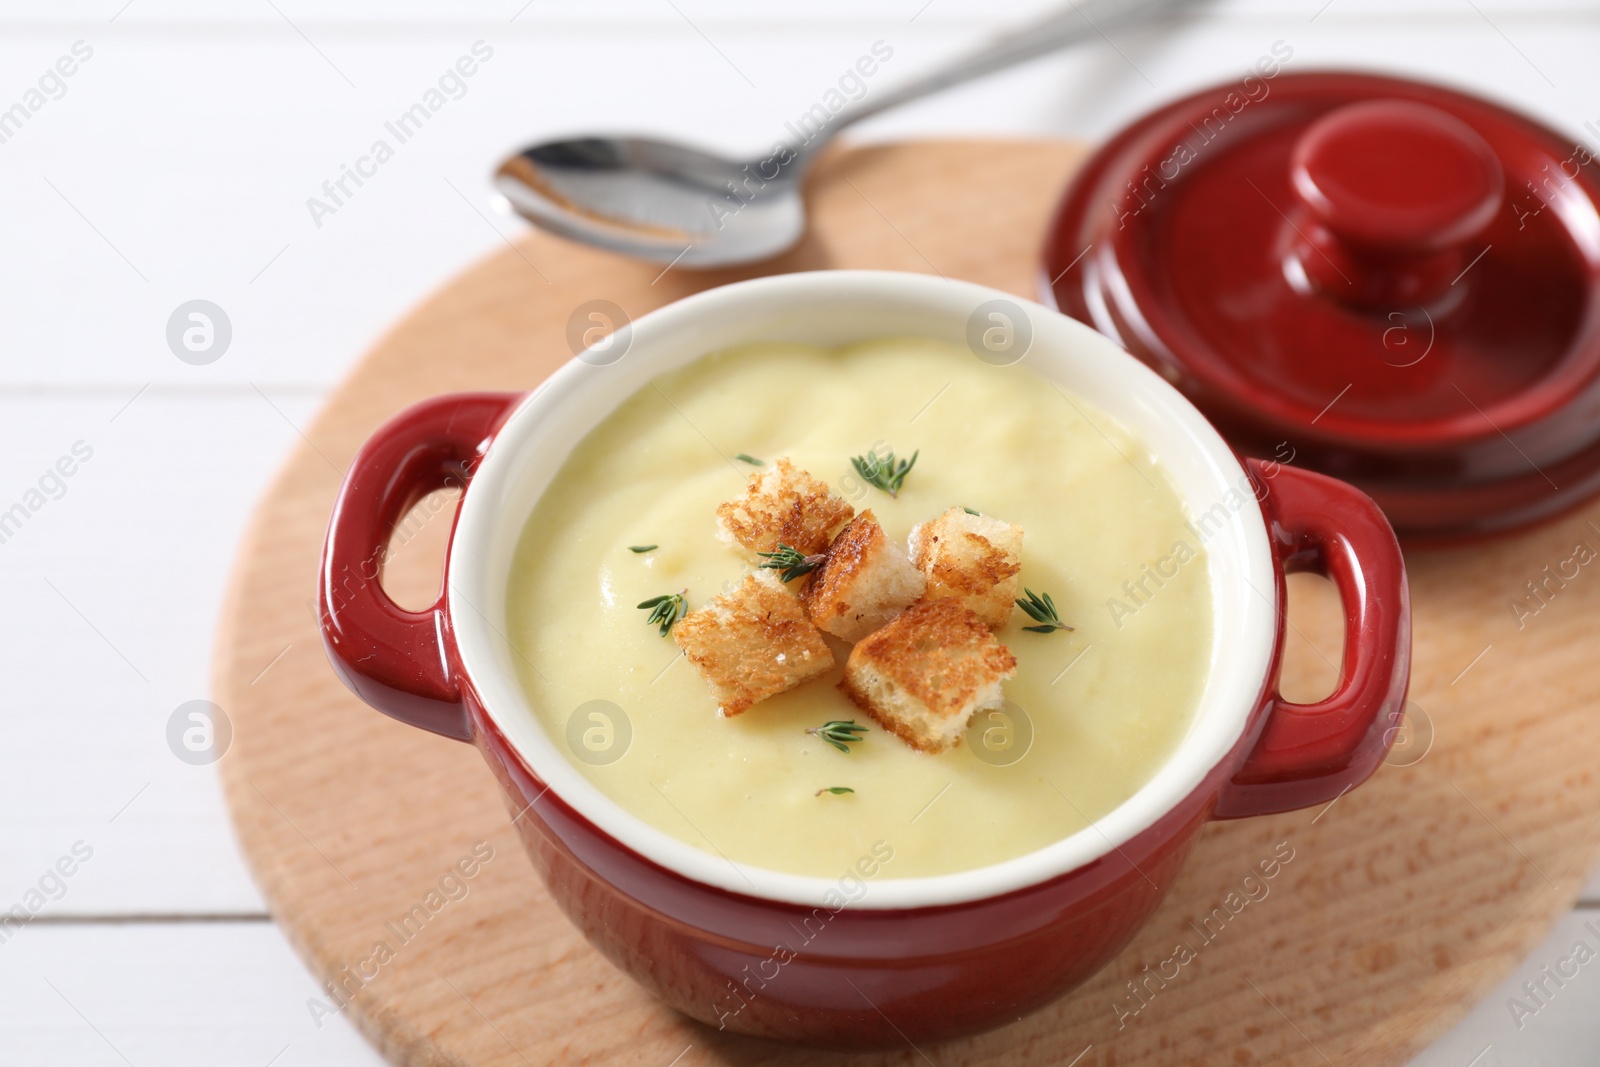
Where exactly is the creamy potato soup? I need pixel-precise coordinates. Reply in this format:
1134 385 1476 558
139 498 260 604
506 338 1213 879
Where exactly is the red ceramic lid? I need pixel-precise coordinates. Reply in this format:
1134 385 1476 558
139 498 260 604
1044 72 1600 542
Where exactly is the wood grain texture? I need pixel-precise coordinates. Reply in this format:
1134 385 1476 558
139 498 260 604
215 140 1600 1067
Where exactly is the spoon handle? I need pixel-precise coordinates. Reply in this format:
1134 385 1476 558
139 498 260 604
818 0 1194 144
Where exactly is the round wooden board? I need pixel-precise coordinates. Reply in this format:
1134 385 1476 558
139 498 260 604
217 140 1600 1067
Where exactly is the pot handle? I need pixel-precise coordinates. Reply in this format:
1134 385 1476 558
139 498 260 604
1213 459 1411 819
317 392 523 742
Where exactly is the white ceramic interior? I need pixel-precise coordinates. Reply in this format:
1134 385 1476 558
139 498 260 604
450 271 1276 910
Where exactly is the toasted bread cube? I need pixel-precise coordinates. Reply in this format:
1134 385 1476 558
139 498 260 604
801 510 926 642
716 458 855 557
839 599 1017 753
908 507 1023 629
673 571 835 716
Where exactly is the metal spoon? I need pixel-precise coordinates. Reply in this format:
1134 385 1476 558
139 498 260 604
495 0 1190 268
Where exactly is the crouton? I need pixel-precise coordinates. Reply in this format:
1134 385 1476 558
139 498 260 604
673 571 835 716
839 599 1017 753
716 458 854 557
801 509 926 642
908 507 1023 629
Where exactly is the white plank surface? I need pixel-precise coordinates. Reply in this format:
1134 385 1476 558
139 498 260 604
2 1 1598 1063
0 922 385 1066
0 392 324 916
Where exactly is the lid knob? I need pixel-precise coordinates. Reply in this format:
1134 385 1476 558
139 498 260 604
1288 100 1505 309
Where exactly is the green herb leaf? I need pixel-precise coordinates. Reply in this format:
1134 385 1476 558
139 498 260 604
734 453 765 466
637 589 688 636
1015 587 1073 634
629 544 658 553
815 786 855 796
962 506 980 516
757 542 827 583
806 720 868 754
850 447 918 498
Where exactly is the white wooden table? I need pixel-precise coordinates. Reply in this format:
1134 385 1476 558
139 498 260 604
1 1 1595 1063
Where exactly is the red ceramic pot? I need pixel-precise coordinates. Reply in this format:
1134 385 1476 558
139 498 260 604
318 271 1410 1048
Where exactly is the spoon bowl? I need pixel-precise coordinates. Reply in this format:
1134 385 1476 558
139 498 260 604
495 136 805 267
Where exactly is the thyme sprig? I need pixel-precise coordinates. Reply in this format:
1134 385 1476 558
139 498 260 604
807 720 868 754
1016 588 1074 634
734 453 764 466
815 786 855 796
850 447 918 498
757 542 826 583
629 544 658 553
637 589 688 636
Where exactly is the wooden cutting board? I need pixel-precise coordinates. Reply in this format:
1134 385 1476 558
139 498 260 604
215 140 1600 1067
